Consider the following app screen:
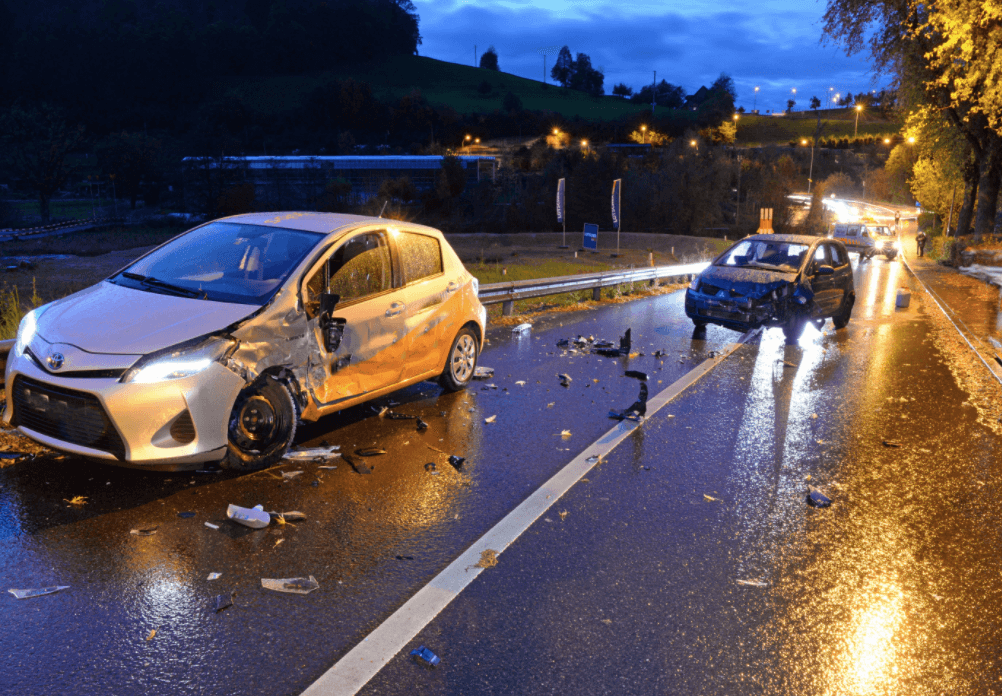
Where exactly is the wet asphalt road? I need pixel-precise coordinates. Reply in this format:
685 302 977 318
3 249 1002 696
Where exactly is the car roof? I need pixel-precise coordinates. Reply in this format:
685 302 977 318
218 212 443 237
744 233 823 245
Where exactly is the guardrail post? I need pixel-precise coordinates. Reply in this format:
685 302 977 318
502 300 514 316
592 287 602 301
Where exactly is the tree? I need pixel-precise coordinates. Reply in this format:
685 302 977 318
96 132 166 210
551 46 574 87
633 80 686 108
612 83 633 98
502 91 523 113
479 45 499 71
570 53 604 96
0 104 85 222
810 96 822 110
786 99 796 113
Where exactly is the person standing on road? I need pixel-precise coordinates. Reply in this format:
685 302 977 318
916 229 928 257
894 210 901 229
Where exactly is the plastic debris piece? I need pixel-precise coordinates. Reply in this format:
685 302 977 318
261 576 319 595
410 646 441 668
586 455 601 463
810 413 818 420
653 350 667 359
560 430 572 439
424 462 437 472
624 370 648 381
8 586 70 599
318 465 337 470
736 578 769 587
177 511 196 518
204 522 220 530
608 381 649 422
65 496 87 506
146 629 157 641
780 360 799 368
226 504 270 529
355 448 387 457
546 402 555 408
377 406 389 418
474 549 498 568
396 555 414 561
207 573 222 581
0 451 29 459
384 411 417 420
274 539 284 547
512 323 532 334
485 415 497 424
214 593 233 613
472 366 494 380
807 486 831 508
284 446 341 461
343 454 372 475
558 374 572 387
703 494 721 502
270 511 306 523
448 455 466 470
416 419 429 431
559 510 569 521
130 526 159 537
515 380 526 386
882 440 902 448
281 470 304 479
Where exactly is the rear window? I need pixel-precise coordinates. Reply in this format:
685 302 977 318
398 232 443 283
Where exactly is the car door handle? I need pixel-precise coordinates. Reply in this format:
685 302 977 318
385 302 405 317
446 281 459 292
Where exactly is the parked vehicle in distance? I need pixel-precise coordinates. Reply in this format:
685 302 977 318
684 233 855 340
5 213 486 471
827 221 897 260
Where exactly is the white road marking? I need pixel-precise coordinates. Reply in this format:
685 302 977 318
301 329 759 696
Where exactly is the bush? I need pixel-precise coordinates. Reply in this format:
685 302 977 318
477 80 492 95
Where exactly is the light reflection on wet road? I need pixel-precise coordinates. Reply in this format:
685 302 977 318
3 253 1001 696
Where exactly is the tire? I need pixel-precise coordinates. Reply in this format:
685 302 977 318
692 320 707 329
886 251 898 260
221 375 298 471
783 315 806 341
439 326 479 392
832 294 854 329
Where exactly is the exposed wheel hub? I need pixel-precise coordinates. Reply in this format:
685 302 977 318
234 395 277 446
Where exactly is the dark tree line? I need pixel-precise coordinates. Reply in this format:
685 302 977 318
550 46 605 96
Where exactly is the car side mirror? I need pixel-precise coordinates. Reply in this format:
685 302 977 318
319 292 340 317
816 265 835 276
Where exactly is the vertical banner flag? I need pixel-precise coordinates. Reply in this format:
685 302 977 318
556 178 566 223
611 179 622 228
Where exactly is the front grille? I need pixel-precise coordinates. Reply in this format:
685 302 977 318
169 410 196 444
10 376 125 459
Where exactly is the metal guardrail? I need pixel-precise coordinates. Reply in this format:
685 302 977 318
0 217 125 241
0 261 711 375
478 261 709 315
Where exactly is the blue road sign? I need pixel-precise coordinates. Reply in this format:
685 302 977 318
583 223 598 251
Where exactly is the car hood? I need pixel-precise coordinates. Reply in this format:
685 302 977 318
36 281 260 355
699 265 799 298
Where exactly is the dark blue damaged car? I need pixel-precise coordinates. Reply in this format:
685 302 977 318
684 234 855 340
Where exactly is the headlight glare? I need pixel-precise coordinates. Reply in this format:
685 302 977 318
121 336 237 384
14 307 43 357
688 277 700 291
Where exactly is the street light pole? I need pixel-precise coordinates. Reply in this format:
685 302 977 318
753 86 759 113
854 105 862 137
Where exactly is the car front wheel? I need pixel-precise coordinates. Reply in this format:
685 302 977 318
221 375 298 471
833 294 854 329
439 326 479 392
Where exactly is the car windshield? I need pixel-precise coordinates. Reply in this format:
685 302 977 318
873 226 894 236
111 222 323 304
716 240 809 273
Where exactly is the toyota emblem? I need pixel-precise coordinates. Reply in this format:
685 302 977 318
46 352 64 370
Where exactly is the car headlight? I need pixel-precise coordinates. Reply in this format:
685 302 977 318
688 277 700 291
120 335 238 384
14 305 47 357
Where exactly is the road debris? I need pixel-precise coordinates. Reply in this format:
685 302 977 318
284 446 341 461
559 510 569 521
410 646 441 668
424 462 437 472
882 440 903 448
586 455 602 464
343 454 372 475
207 573 222 581
608 381 648 422
416 419 429 431
512 323 532 334
472 366 494 380
177 511 196 518
474 549 498 568
779 359 799 369
274 539 284 548
703 494 721 503
560 430 572 439
8 586 70 599
261 576 320 595
448 455 466 470
204 522 220 530
558 373 572 387
546 402 555 408
485 415 497 424
807 486 831 508
736 578 770 587
269 511 307 524
396 555 414 561
383 412 417 420
130 526 159 536
226 504 270 529
515 380 526 386
653 350 667 359
318 465 337 470
146 628 158 641
281 470 304 480
214 593 233 613
355 448 387 457
624 370 648 381
64 496 87 506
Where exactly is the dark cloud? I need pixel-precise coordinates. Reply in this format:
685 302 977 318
414 1 887 111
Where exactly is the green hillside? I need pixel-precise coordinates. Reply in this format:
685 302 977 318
222 55 653 121
735 110 902 146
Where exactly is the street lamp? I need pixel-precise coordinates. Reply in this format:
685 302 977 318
753 86 759 113
581 139 589 151
802 138 815 194
640 125 647 144
907 136 915 144
854 104 863 137
464 134 471 152
690 139 698 154
829 86 834 108
884 138 891 144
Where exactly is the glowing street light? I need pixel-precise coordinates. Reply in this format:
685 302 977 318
884 138 891 144
580 139 589 151
733 113 739 137
801 138 815 194
640 125 647 144
907 136 916 144
854 104 863 137
690 139 698 154
464 134 471 152
754 86 760 112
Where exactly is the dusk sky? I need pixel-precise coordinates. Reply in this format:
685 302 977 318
414 0 889 112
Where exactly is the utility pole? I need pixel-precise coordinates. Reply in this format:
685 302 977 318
735 154 742 232
652 71 656 117
946 184 957 237
474 45 477 67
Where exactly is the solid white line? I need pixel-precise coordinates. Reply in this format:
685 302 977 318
300 329 759 696
901 255 1002 386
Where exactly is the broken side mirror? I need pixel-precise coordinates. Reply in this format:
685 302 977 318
319 292 340 317
321 316 346 353
816 265 835 276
